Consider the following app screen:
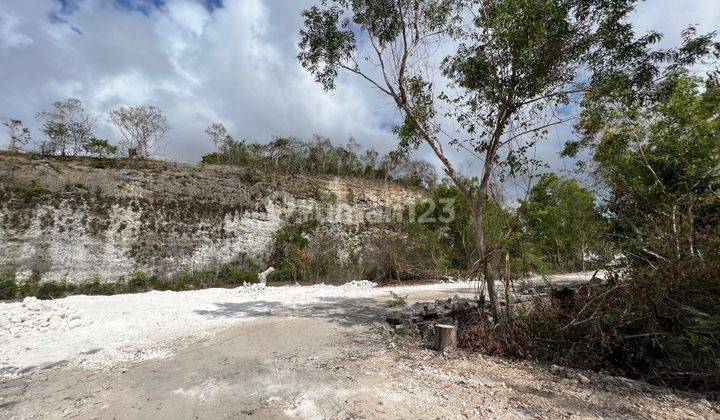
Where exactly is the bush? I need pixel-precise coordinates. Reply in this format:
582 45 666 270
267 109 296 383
23 180 44 198
128 271 150 289
35 281 67 300
18 272 41 297
0 262 260 301
0 270 18 300
89 159 108 169
360 224 450 282
460 250 720 391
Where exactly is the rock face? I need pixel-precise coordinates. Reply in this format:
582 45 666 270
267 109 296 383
0 154 423 284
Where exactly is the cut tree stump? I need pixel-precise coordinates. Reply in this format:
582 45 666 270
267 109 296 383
435 324 457 352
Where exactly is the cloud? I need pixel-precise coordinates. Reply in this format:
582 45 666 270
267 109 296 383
0 0 399 162
0 11 34 50
0 0 718 174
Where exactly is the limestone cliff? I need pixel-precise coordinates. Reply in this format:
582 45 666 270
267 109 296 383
0 154 423 284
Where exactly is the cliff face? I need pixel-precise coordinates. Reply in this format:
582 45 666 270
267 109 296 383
0 154 422 284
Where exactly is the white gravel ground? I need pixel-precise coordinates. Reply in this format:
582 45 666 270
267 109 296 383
0 280 476 374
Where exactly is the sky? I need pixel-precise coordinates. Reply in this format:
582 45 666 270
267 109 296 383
1 0 719 176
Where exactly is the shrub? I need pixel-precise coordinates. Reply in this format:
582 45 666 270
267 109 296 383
460 249 720 391
360 227 448 282
18 272 41 297
128 271 150 289
35 281 67 300
89 159 108 169
201 134 438 188
23 180 44 198
0 269 18 300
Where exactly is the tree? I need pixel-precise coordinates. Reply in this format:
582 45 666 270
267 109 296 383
519 174 603 271
561 22 720 265
82 138 118 158
572 75 720 265
298 0 646 319
205 122 232 148
108 105 169 158
205 122 237 164
547 65 720 388
3 119 32 152
36 98 97 156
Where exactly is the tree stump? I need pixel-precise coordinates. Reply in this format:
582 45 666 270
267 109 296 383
435 324 457 352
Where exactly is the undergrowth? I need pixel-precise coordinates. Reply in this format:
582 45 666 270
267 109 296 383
459 255 720 391
0 263 261 301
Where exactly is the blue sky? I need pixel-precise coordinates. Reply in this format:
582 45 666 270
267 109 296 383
0 0 718 182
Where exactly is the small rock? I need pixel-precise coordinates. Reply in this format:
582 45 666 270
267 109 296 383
577 374 591 385
550 364 564 374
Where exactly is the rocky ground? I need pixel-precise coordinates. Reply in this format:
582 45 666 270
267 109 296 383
1 274 717 419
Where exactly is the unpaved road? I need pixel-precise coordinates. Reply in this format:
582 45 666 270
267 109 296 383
1 275 718 419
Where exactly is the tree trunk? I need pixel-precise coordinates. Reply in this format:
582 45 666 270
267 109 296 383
504 252 511 320
473 208 501 321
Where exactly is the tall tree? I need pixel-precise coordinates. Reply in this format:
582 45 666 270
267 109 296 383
36 98 97 156
562 24 720 265
298 0 647 319
571 75 720 265
519 173 603 271
3 119 32 152
108 105 169 158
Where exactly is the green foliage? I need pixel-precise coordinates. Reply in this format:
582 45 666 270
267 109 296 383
580 75 720 265
35 281 67 300
0 269 18 300
413 182 541 277
394 76 437 150
18 272 41 298
89 159 108 169
200 152 220 165
519 173 605 272
269 209 459 284
0 262 260 301
361 222 452 281
128 271 150 289
36 98 97 157
493 73 720 390
83 138 118 158
387 291 408 308
270 217 321 282
23 180 44 198
297 0 652 319
201 133 437 188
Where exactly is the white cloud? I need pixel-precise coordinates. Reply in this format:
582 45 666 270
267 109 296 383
0 0 717 176
0 12 34 50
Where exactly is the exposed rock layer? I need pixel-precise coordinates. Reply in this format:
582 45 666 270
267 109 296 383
0 154 422 283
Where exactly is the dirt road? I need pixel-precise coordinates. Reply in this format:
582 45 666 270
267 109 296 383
1 276 717 419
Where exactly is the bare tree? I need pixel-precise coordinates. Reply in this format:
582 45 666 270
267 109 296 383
205 122 232 148
108 105 169 158
3 119 32 152
36 98 97 156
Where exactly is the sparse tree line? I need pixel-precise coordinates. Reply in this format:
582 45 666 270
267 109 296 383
3 99 168 159
3 102 437 188
201 122 438 188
